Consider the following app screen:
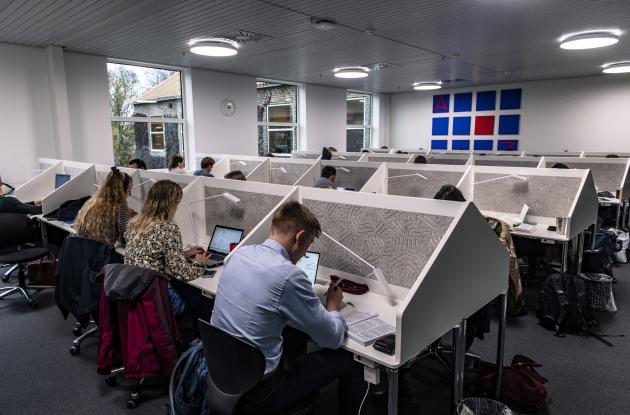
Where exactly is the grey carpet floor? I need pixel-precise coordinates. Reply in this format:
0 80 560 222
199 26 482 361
1 263 628 415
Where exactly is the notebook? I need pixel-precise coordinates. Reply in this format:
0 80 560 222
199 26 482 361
205 225 244 266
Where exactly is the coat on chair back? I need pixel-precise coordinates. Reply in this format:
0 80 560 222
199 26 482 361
97 264 180 379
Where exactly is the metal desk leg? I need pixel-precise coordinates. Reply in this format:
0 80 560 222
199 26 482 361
589 223 597 250
388 367 398 415
495 293 507 400
615 203 621 229
452 319 467 413
576 232 584 275
624 201 629 230
40 220 49 248
561 241 569 273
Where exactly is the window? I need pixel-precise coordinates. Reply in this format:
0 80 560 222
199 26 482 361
346 91 372 152
108 62 185 168
257 81 298 155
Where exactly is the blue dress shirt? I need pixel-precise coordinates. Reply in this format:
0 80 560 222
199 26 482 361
193 169 214 177
211 239 346 373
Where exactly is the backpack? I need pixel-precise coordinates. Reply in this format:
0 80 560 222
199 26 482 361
167 343 209 415
536 273 598 336
582 231 616 278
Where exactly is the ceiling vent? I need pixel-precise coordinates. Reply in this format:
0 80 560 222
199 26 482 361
225 29 272 44
441 78 467 84
367 62 400 71
310 18 337 31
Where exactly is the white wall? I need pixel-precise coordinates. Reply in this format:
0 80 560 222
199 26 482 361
0 42 56 185
303 84 347 151
189 68 258 155
65 52 114 165
390 75 630 152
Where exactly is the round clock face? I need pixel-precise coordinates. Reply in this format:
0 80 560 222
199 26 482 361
220 99 236 117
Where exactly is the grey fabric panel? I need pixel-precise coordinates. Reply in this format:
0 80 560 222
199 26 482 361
204 186 283 236
322 165 378 190
304 199 453 288
473 173 581 217
368 156 410 163
428 157 468 165
229 159 262 176
563 162 625 192
270 163 311 185
388 169 464 199
475 159 539 167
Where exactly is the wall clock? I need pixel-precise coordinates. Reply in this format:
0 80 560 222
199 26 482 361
220 99 236 117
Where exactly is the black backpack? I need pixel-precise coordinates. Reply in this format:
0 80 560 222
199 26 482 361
536 273 598 336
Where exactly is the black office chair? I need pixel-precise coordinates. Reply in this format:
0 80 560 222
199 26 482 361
0 213 50 307
196 319 316 415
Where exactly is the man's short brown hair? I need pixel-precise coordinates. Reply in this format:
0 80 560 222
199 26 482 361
271 201 321 238
200 156 215 169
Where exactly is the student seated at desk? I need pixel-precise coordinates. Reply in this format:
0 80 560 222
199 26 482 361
320 147 332 160
224 170 246 180
211 201 364 414
194 157 215 177
76 168 132 247
434 184 465 202
413 155 427 164
124 180 209 315
312 166 337 189
127 158 147 170
168 155 187 174
0 174 42 215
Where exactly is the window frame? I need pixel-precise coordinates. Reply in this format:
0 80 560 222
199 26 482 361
346 90 373 151
257 79 300 155
149 121 166 152
107 59 187 165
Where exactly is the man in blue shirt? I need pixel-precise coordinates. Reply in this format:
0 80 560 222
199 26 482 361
312 166 337 189
193 156 215 177
211 201 364 414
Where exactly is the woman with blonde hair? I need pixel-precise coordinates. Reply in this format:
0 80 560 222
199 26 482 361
76 167 132 247
124 180 208 315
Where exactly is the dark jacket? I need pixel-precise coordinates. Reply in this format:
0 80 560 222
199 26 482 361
97 264 180 379
0 196 42 215
55 236 122 326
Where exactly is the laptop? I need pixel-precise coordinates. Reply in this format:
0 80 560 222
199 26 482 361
55 174 71 189
205 225 244 267
296 251 320 285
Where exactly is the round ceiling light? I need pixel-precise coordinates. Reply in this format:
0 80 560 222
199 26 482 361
602 61 630 74
559 31 619 50
413 81 442 91
333 67 370 78
189 38 239 57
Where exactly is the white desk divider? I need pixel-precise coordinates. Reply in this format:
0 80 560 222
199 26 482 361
361 153 414 164
526 151 582 158
38 157 62 171
427 153 473 166
233 187 508 366
41 165 96 215
245 158 271 182
182 177 295 249
360 163 469 199
473 155 542 168
15 161 64 203
15 159 92 204
330 152 366 161
211 155 266 177
583 152 630 158
470 165 598 240
539 157 630 198
292 151 321 159
244 158 318 186
294 160 382 191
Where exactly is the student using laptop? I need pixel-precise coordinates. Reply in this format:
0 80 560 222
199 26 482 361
194 157 215 177
211 201 364 415
124 180 209 315
0 174 42 215
76 167 133 247
312 166 337 189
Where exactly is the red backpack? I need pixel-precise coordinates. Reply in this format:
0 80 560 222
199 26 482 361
477 354 548 411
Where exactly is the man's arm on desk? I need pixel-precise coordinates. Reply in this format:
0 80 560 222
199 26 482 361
279 271 347 349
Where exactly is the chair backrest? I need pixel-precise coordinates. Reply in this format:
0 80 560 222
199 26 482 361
0 213 30 247
198 319 266 415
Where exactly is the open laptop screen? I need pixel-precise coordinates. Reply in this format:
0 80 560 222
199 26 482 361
55 174 71 189
208 225 244 255
296 251 320 285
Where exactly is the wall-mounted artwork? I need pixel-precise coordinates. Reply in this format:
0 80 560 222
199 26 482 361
430 88 522 151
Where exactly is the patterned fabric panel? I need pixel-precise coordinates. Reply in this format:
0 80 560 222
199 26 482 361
388 169 464 199
304 199 453 288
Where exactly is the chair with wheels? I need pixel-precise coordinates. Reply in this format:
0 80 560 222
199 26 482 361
194 319 317 415
0 213 50 308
